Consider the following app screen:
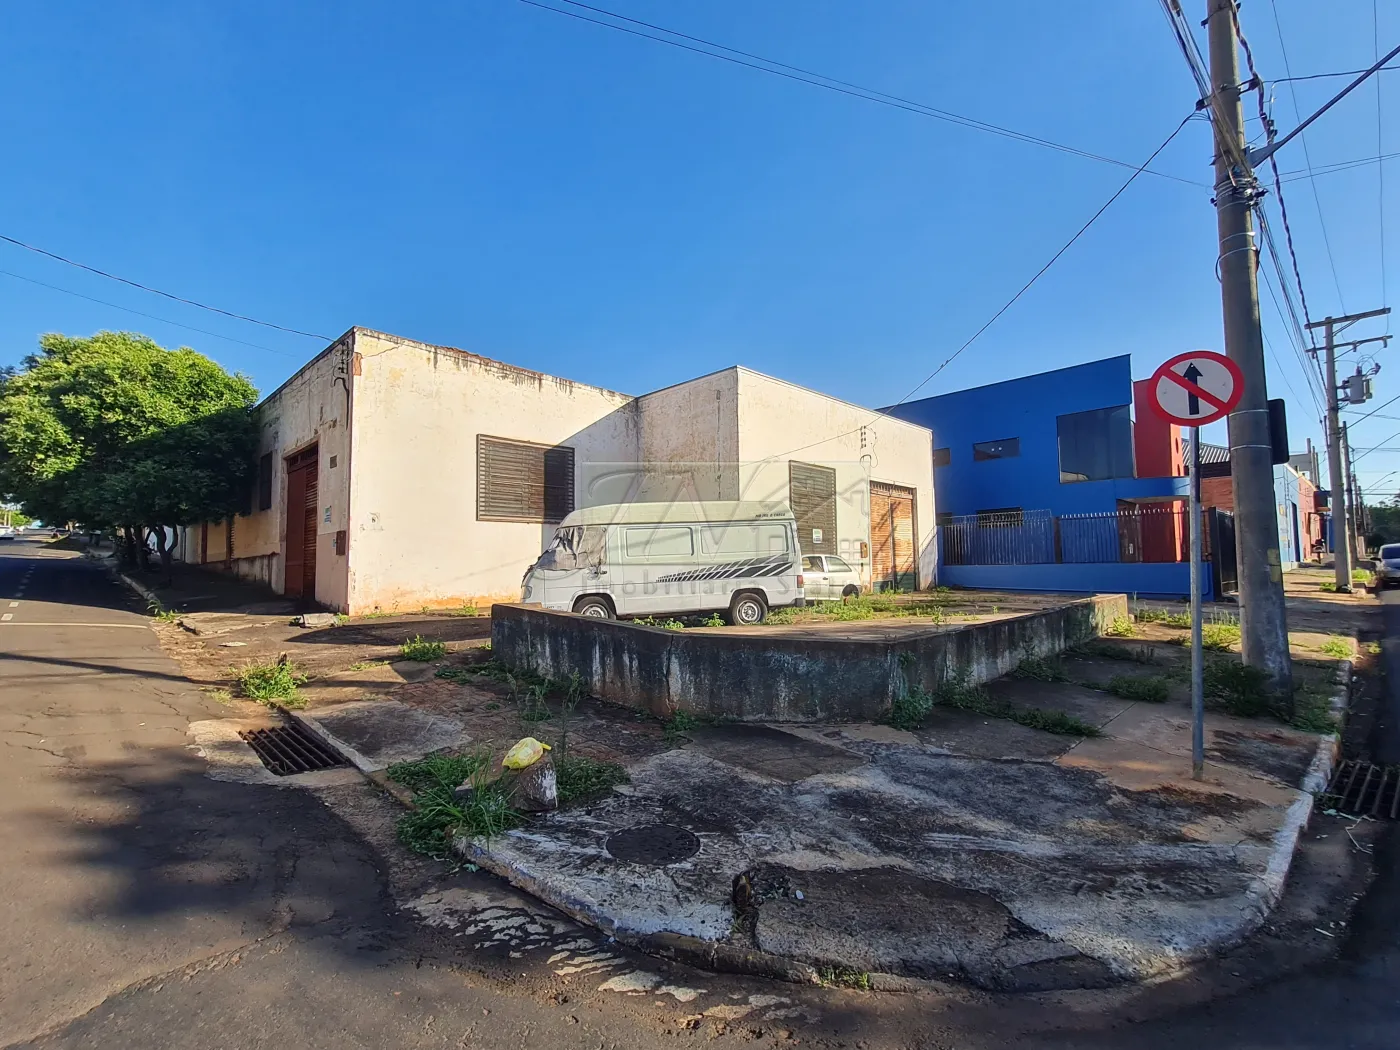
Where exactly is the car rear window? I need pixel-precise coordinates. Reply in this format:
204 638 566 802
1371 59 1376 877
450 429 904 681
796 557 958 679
1381 545 1400 560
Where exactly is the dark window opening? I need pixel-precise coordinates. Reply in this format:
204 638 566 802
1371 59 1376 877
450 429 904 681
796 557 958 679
477 435 576 523
933 446 951 468
976 508 1024 528
973 437 1019 461
1057 405 1133 483
256 452 274 511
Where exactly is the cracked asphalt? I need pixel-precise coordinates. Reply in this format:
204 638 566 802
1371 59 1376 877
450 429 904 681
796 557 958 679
2 537 1399 1050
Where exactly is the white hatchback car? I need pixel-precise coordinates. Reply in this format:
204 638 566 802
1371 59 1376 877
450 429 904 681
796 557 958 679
800 554 863 601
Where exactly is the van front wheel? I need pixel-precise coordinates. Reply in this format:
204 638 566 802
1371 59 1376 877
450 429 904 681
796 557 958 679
573 596 615 619
728 592 768 626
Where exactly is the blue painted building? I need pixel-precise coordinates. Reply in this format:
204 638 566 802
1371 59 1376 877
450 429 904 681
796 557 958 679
883 356 1200 596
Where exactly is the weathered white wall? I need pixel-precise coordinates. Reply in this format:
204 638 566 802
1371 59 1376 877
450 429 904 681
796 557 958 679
347 330 636 612
733 368 936 588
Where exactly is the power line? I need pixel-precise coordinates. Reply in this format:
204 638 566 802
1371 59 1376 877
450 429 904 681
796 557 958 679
0 233 331 341
1274 64 1399 84
1268 0 1346 310
513 0 1207 188
1346 391 1400 427
765 114 1198 463
1278 150 1400 182
0 270 300 358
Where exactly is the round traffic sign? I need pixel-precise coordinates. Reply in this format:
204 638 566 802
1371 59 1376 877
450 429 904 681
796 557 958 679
1148 351 1244 427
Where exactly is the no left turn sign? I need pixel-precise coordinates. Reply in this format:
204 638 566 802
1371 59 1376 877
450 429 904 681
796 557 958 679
1148 351 1244 427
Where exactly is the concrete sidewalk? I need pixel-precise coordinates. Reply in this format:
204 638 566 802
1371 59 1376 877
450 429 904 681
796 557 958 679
453 640 1348 991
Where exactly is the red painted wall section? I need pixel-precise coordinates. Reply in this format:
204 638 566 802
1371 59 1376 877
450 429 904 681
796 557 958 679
1131 379 1186 479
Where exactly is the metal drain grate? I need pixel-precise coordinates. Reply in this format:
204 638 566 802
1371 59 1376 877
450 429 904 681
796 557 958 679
1320 759 1400 820
239 723 346 776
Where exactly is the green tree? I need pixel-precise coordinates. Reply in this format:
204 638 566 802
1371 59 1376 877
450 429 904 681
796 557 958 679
0 331 258 571
1367 498 1400 549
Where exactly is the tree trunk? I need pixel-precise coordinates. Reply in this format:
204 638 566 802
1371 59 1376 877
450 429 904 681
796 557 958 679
120 526 138 568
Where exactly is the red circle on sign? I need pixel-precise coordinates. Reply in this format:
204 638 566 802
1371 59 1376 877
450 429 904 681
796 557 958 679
1147 350 1244 427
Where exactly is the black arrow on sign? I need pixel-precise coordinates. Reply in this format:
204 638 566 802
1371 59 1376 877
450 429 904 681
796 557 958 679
1182 362 1203 415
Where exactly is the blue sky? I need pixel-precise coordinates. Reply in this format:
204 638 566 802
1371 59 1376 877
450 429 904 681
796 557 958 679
0 1 1393 488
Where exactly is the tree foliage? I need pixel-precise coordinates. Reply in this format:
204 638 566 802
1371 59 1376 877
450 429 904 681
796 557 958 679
0 332 259 540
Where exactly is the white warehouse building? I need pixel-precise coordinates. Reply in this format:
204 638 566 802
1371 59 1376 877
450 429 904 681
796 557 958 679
178 328 936 614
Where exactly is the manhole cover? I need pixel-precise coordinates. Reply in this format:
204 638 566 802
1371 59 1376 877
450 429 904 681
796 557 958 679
606 824 701 866
239 723 346 777
1321 759 1400 820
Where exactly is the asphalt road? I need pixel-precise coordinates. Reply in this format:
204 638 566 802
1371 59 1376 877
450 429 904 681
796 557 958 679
1 537 1398 1050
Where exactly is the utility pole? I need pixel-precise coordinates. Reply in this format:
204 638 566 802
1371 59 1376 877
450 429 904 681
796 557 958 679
1206 0 1292 698
1307 312 1389 591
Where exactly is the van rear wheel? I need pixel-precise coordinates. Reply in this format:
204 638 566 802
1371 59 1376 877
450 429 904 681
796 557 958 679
728 591 768 626
573 596 614 619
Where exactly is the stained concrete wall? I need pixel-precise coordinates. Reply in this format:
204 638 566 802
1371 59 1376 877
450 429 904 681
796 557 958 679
492 595 1127 722
347 330 637 612
733 369 936 588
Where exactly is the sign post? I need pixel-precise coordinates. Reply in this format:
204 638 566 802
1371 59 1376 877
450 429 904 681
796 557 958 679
1148 351 1245 780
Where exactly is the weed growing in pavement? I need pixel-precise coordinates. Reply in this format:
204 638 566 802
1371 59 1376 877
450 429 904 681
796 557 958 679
520 682 552 723
889 686 936 730
145 598 180 623
1366 640 1382 655
1011 653 1068 682
701 611 726 627
1202 622 1241 651
1108 674 1170 703
1202 659 1272 717
389 751 521 858
664 710 700 740
1134 608 1192 628
1353 568 1373 584
1069 639 1158 664
1014 708 1101 736
555 755 629 806
235 658 307 707
632 616 687 631
1319 581 1340 593
348 660 388 672
763 608 799 625
817 966 872 990
1290 689 1339 734
1319 636 1354 659
400 635 447 661
1105 616 1137 638
557 673 585 757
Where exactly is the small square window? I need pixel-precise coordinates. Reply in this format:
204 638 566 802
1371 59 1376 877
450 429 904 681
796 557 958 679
933 446 951 468
973 438 1020 461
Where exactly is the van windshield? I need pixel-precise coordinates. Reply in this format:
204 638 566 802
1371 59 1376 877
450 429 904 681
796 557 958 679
534 526 607 571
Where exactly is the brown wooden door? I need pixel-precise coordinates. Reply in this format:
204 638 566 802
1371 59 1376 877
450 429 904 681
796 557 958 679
870 482 917 590
283 446 319 601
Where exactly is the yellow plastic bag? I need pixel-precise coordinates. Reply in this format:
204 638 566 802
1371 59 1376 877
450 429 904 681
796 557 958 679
502 737 552 770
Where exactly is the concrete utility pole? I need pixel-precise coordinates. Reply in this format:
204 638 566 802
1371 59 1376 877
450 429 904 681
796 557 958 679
1307 312 1389 590
1206 0 1292 698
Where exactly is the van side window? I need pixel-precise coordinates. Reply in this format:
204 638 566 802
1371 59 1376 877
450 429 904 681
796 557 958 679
700 524 790 555
624 526 693 558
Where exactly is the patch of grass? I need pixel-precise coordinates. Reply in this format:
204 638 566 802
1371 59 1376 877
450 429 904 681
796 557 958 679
348 660 388 672
889 686 936 730
700 611 726 627
1069 639 1158 664
1104 616 1137 638
1011 654 1067 682
202 686 234 705
441 604 484 617
1107 674 1170 703
920 673 1100 737
1134 608 1192 628
389 751 522 858
817 966 871 991
1202 659 1272 718
1013 707 1101 736
1319 636 1353 659
632 616 687 631
664 710 700 740
234 658 307 708
764 608 799 625
1366 641 1382 656
400 635 447 661
1319 580 1340 593
555 755 629 806
1353 568 1373 584
1290 690 1338 735
519 683 552 722
1202 622 1241 651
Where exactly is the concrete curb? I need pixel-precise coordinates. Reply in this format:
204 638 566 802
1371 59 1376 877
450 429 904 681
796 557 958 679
284 708 419 808
1243 659 1350 921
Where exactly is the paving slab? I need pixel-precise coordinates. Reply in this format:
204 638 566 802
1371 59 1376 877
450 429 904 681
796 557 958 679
294 699 468 772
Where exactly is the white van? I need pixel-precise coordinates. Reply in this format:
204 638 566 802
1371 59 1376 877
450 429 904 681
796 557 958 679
521 501 805 625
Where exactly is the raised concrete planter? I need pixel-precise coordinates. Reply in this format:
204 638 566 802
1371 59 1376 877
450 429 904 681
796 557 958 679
491 594 1128 722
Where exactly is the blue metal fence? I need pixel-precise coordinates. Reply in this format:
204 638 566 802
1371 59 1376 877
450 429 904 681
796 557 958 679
939 505 1195 567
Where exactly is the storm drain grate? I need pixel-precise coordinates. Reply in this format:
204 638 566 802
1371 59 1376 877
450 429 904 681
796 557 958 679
606 824 701 866
1320 759 1400 820
239 723 346 776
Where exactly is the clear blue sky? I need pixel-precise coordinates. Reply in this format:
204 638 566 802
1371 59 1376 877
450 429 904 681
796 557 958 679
0 2 1393 488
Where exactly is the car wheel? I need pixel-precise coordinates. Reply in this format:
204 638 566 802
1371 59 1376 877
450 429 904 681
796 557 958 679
728 591 768 626
573 596 614 619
